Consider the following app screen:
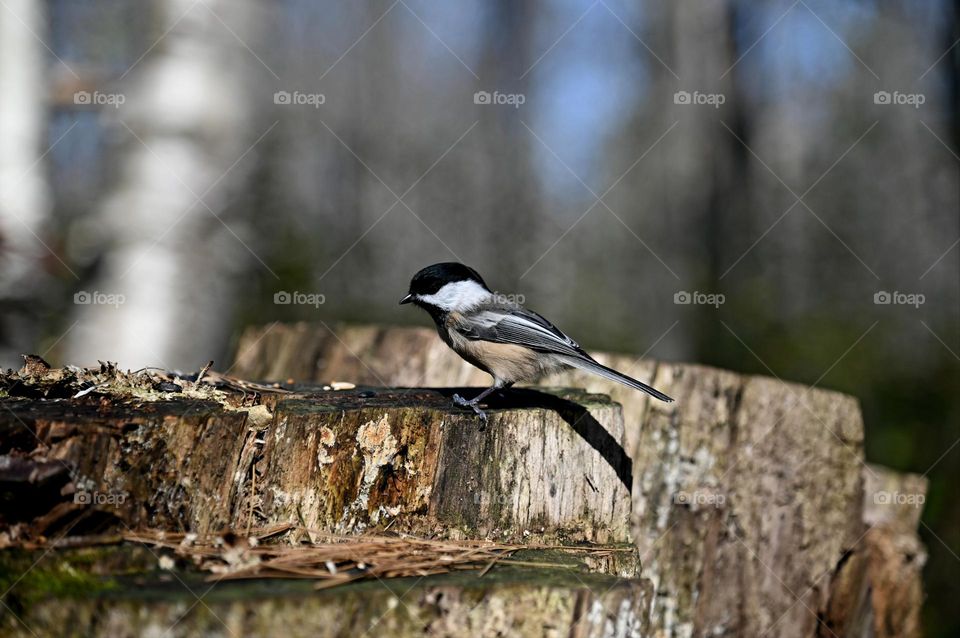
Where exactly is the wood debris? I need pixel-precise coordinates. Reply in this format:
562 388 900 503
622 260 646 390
1 355 293 403
123 526 632 589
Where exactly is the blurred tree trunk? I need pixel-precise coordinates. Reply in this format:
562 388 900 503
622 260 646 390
951 0 960 153
696 0 749 355
65 0 268 370
478 0 536 280
666 0 744 357
0 0 53 364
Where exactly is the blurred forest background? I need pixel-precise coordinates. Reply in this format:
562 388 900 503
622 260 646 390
0 0 957 633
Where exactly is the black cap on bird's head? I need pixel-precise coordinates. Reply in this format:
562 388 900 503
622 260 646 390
399 262 489 306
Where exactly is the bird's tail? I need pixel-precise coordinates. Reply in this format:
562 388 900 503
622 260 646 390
557 355 674 403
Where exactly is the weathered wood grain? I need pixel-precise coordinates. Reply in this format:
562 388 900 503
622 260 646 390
0 387 633 545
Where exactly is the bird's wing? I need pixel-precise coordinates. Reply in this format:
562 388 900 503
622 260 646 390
452 305 675 402
453 306 591 359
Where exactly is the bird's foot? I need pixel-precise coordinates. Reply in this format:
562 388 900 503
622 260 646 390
452 393 488 423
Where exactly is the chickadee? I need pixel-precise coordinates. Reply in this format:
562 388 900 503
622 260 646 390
400 262 673 420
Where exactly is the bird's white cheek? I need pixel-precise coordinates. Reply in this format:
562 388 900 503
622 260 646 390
418 280 492 311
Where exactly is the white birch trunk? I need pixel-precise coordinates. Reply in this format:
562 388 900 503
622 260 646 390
0 0 53 364
65 0 266 370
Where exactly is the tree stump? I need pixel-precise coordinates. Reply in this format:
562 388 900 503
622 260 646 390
228 322 928 638
0 323 927 638
0 358 650 637
1 385 633 545
2 543 654 637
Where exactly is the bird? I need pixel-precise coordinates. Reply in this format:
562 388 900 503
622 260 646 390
400 262 673 420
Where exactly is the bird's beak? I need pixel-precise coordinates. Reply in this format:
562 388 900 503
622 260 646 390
399 294 413 305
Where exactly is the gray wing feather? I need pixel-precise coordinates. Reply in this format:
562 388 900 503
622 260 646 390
456 307 590 359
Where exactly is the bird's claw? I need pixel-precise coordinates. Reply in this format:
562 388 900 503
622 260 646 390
452 393 488 422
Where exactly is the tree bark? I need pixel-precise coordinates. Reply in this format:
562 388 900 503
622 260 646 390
1 381 632 547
